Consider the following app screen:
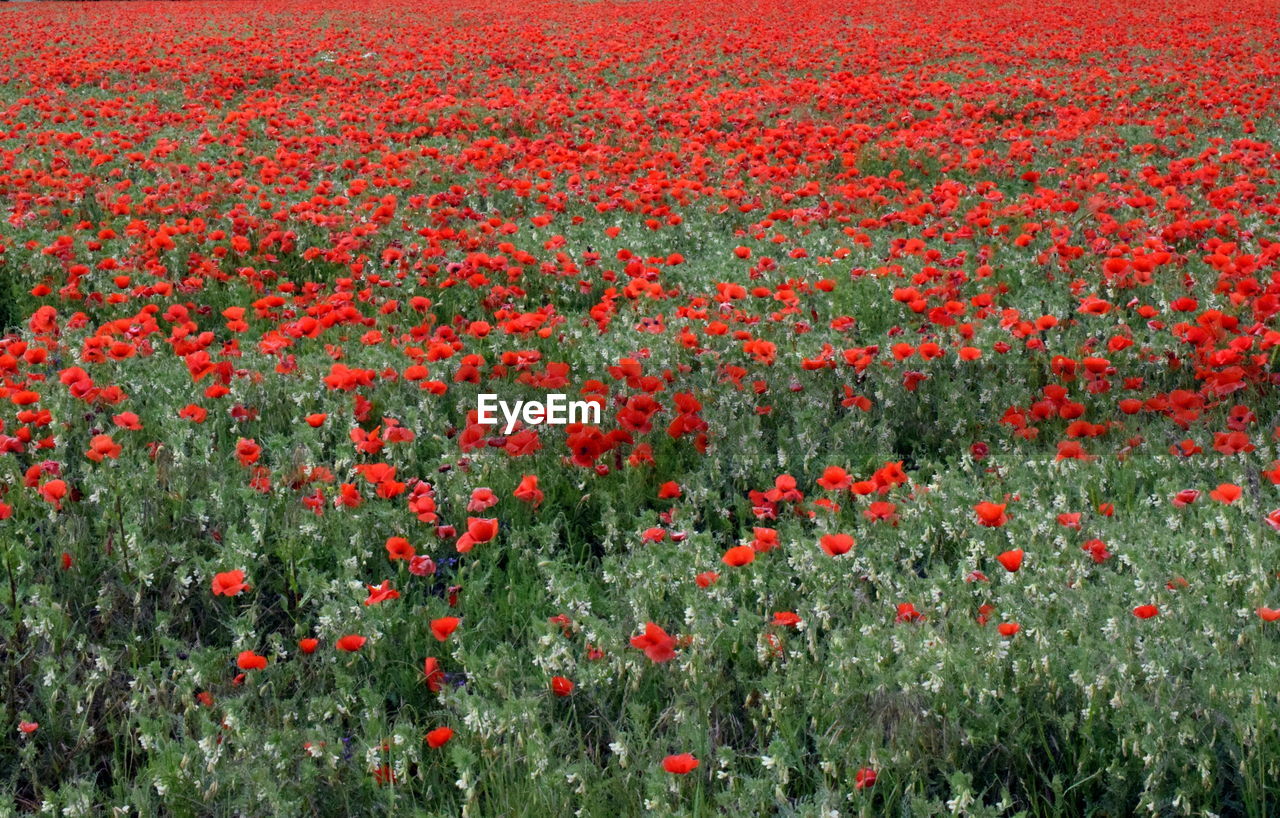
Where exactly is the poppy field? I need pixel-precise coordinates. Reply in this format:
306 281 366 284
2 0 1280 814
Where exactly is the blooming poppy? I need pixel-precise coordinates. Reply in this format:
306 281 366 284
336 634 367 652
772 611 801 627
39 479 68 510
467 487 498 512
211 569 250 597
1057 512 1082 529
1132 605 1159 619
425 727 454 748
298 638 319 654
513 474 544 507
722 545 756 567
364 581 400 606
751 528 780 552
896 602 925 623
864 501 899 525
431 617 461 642
236 650 267 671
819 533 854 556
234 438 261 466
662 753 699 774
974 502 1008 527
408 555 436 576
386 536 415 561
456 517 498 552
816 466 850 491
1172 489 1200 507
1209 483 1242 504
1082 539 1112 564
996 549 1024 572
550 676 575 696
1266 510 1280 532
113 412 142 430
423 657 445 692
86 434 122 462
630 622 677 663
976 603 995 625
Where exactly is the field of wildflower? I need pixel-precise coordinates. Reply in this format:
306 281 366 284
1 0 1278 814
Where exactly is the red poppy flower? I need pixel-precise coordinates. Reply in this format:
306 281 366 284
425 727 454 748
113 412 142 430
423 657 445 692
456 517 498 552
1266 510 1280 532
298 638 319 654
234 438 261 467
996 549 1024 572
896 602 925 623
722 545 756 567
1132 605 1159 619
1209 483 1242 504
364 581 400 606
86 434 122 462
997 622 1020 637
630 622 677 663
431 617 461 642
550 676 575 696
39 479 68 510
864 501 899 525
854 767 877 790
467 487 498 512
1082 539 1112 564
211 569 250 597
385 536 415 561
513 474 544 507
1172 489 1200 507
751 528 780 552
236 650 267 671
662 753 699 774
974 502 1008 527
819 533 854 556
336 634 367 652
816 466 851 491
976 603 995 625
1056 512 1082 529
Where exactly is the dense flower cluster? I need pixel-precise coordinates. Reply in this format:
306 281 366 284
0 0 1278 814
